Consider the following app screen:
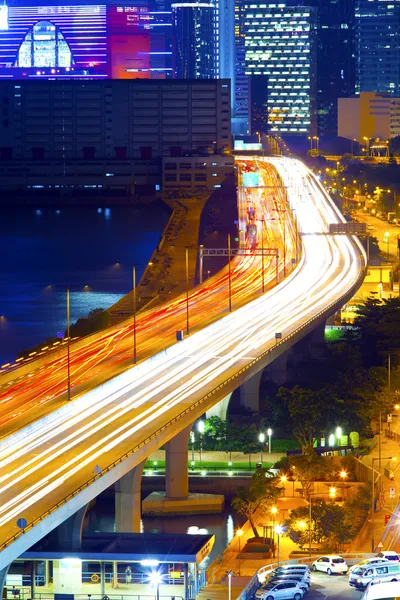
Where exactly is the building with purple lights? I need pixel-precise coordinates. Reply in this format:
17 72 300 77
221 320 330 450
0 0 172 79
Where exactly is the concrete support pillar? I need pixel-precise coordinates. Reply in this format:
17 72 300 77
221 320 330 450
115 461 145 533
100 562 105 595
45 560 50 587
165 425 192 499
240 369 263 413
0 565 10 600
205 393 232 421
57 504 89 551
31 561 35 599
113 561 118 588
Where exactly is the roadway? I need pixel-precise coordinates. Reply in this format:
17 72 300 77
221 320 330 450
0 157 366 568
291 572 362 600
0 160 292 437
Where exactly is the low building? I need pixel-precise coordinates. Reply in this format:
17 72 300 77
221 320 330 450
0 79 231 199
338 92 400 144
162 155 234 191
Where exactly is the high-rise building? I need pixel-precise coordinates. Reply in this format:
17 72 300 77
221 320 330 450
309 0 355 136
171 2 216 78
356 0 400 96
233 0 249 133
338 91 400 142
244 2 316 135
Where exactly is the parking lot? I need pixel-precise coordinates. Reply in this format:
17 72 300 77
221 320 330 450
302 572 363 600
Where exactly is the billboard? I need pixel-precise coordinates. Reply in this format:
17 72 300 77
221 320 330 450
0 4 108 78
108 5 150 79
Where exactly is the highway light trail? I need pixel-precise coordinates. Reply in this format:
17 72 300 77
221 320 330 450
0 157 366 566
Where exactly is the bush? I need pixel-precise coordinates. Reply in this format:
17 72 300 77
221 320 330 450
271 439 301 453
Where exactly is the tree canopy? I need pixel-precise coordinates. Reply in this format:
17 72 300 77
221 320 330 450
231 469 281 537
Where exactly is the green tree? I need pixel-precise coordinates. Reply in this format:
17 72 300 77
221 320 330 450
353 297 400 367
231 469 281 537
289 453 333 499
277 386 327 453
285 499 351 550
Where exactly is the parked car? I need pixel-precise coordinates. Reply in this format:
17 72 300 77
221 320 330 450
349 563 400 589
349 558 390 574
361 579 400 599
311 555 347 575
270 570 311 585
254 580 305 600
264 575 309 594
376 551 400 562
259 565 309 584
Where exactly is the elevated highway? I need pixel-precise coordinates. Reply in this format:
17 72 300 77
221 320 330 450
0 157 366 569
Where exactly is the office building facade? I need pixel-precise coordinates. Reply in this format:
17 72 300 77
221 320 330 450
172 2 216 78
356 0 400 96
0 79 231 193
338 91 400 142
244 2 316 135
310 0 355 136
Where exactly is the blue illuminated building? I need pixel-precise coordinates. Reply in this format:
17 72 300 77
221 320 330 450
172 2 216 79
356 0 400 95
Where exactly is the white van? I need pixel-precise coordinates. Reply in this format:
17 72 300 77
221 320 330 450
349 563 400 589
361 579 400 599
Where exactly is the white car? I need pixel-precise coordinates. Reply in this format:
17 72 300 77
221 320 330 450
312 555 347 575
361 579 400 599
376 551 400 562
255 580 305 600
349 558 390 574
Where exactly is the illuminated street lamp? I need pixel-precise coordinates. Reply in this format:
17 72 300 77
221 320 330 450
259 432 265 464
275 525 284 567
237 529 243 576
190 431 195 465
281 475 287 495
148 572 163 600
336 427 342 447
267 428 272 454
384 231 390 258
339 470 348 499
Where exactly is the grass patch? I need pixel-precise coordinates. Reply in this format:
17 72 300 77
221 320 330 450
325 328 346 342
144 460 273 471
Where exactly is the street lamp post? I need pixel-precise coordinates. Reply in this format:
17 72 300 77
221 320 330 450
132 266 137 364
308 488 336 557
336 426 342 451
339 470 348 499
384 231 390 259
371 455 395 552
190 431 195 465
237 529 243 576
228 233 232 312
275 525 283 567
185 246 190 334
267 428 272 454
281 475 287 496
66 287 71 401
259 433 265 464
198 420 204 464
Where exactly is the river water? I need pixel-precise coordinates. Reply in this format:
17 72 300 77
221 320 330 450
85 495 245 566
0 205 169 364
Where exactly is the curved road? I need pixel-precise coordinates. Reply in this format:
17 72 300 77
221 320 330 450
0 157 366 568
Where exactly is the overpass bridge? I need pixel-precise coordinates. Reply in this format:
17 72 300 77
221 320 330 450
0 156 366 573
